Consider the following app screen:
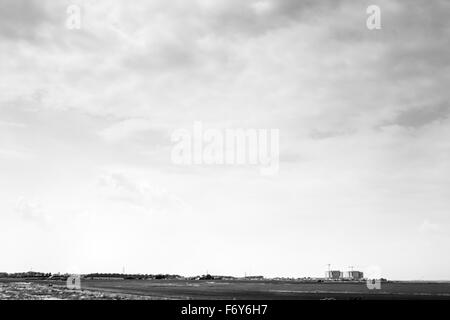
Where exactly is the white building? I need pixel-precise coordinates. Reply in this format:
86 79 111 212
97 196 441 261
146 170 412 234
325 270 343 280
345 271 364 280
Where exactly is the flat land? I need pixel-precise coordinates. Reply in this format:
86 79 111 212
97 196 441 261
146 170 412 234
1 278 450 300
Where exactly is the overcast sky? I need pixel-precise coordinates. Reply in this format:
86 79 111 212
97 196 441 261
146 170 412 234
0 0 449 280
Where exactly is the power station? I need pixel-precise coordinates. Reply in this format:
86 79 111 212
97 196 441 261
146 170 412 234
325 265 364 280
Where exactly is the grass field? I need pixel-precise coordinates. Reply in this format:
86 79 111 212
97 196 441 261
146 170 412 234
80 279 450 300
2 278 450 300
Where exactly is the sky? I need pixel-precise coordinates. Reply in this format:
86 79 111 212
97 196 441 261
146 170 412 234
0 0 449 280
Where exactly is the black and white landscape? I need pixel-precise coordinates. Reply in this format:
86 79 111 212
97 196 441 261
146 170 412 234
0 0 449 300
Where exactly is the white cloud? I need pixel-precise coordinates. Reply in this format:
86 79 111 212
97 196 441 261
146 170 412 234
97 172 189 215
0 148 32 159
15 197 50 224
98 119 157 143
250 1 274 16
0 120 26 128
419 220 440 234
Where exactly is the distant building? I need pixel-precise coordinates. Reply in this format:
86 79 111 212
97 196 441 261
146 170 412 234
325 270 343 280
345 271 364 280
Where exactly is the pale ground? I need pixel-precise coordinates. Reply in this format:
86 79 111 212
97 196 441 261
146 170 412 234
0 281 154 300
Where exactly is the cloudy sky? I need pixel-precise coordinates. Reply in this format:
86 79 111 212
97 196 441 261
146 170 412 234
0 0 449 280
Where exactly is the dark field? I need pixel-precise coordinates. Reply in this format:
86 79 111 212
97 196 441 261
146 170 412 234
2 279 449 300
79 279 450 300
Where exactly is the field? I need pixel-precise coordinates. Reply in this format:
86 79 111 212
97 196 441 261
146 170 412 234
1 278 450 300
